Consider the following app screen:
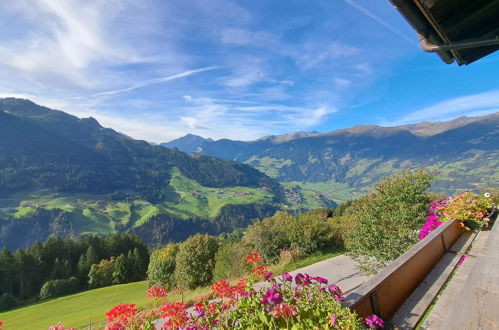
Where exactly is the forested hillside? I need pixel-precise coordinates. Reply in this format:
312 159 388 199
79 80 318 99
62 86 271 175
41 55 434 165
0 98 333 250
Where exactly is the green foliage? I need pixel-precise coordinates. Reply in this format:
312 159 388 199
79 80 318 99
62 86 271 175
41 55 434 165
244 211 292 262
0 292 18 311
245 209 340 263
344 169 435 273
0 232 149 308
88 257 116 289
174 234 219 290
39 277 79 300
147 244 179 289
213 242 251 282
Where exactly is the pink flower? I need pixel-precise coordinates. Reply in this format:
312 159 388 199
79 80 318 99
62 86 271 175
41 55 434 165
264 271 274 281
329 314 337 327
456 255 468 268
365 314 384 328
281 272 293 282
261 288 283 305
314 276 328 284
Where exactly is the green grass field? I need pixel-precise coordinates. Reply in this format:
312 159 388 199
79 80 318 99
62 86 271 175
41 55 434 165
285 181 360 204
0 281 150 329
0 251 343 329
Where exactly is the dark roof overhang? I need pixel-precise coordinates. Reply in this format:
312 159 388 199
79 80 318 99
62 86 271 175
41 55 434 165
390 0 499 65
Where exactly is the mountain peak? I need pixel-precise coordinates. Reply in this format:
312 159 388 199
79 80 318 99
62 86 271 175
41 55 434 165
160 134 213 153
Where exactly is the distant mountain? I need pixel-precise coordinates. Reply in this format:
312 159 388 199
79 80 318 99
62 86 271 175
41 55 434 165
0 98 335 249
161 113 499 201
398 115 494 136
161 134 213 153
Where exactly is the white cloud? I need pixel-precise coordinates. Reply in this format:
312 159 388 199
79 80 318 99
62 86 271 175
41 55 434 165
93 67 219 96
0 0 144 89
344 0 418 46
381 90 499 126
220 28 278 47
333 77 351 87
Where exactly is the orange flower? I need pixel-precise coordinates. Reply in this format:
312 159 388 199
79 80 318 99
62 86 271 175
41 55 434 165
252 265 268 277
246 253 262 265
476 212 484 218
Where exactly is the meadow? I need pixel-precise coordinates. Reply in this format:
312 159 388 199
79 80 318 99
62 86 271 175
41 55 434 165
0 251 342 329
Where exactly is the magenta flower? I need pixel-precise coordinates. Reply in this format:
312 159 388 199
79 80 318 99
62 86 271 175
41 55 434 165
261 288 283 305
314 276 328 284
295 273 305 285
281 272 293 282
365 314 384 328
327 284 342 295
264 271 274 281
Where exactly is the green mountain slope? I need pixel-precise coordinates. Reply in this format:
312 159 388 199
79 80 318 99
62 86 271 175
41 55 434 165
162 113 499 202
0 98 334 250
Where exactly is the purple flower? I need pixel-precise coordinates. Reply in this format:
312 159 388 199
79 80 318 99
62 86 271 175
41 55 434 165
365 314 384 328
281 272 293 282
330 314 337 327
194 306 206 318
264 271 274 281
293 290 301 298
314 276 328 284
295 273 305 285
327 284 342 296
261 288 283 305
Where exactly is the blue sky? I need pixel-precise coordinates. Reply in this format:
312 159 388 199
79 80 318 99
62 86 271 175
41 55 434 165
1 0 499 142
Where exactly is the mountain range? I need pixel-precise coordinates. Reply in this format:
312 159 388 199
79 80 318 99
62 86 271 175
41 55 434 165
162 112 499 202
0 98 332 250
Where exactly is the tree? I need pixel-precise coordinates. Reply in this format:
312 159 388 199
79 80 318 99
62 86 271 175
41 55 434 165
213 242 251 282
244 211 292 262
112 254 127 284
88 257 116 288
174 234 219 290
39 277 79 300
147 244 179 289
344 170 435 273
0 247 15 295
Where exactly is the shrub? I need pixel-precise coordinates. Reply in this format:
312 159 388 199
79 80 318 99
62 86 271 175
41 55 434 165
39 277 79 300
147 243 179 289
174 234 219 290
213 242 252 282
244 211 293 262
287 211 336 254
88 257 116 288
344 169 435 273
0 293 18 311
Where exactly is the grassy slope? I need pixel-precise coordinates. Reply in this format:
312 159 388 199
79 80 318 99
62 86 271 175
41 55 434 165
0 168 275 233
0 251 343 329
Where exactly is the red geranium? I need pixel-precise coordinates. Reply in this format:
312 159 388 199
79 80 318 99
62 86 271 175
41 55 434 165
161 302 189 327
147 285 167 299
105 303 138 329
246 253 262 265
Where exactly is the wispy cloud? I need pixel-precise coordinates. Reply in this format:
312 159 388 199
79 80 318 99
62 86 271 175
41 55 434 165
344 0 418 46
93 67 219 96
381 90 499 126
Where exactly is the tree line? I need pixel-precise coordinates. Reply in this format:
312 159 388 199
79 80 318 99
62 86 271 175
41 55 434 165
0 233 149 311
